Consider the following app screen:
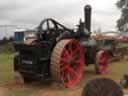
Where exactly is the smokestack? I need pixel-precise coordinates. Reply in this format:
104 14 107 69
84 5 92 32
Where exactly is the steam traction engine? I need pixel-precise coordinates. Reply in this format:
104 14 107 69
13 5 110 87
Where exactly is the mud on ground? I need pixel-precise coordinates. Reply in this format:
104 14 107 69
0 58 128 96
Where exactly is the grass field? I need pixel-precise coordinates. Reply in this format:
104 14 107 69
0 54 39 96
0 54 13 85
0 54 128 96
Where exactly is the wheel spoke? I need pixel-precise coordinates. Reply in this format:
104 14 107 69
60 62 66 67
73 64 80 70
64 48 71 60
68 68 79 79
61 71 65 79
74 59 81 64
69 48 73 58
72 54 80 62
61 57 69 63
66 74 71 82
99 55 108 65
67 43 73 58
61 64 69 71
72 48 79 56
63 73 67 82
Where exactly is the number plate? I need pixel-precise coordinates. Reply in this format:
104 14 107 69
22 60 33 65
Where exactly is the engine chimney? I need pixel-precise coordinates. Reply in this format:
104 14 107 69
84 5 91 32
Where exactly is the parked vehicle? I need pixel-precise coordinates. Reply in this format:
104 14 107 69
13 5 110 87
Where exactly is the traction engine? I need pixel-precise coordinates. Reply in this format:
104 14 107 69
13 5 110 87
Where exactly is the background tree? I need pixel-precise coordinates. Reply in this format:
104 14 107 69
2 37 8 41
9 36 14 41
116 0 128 32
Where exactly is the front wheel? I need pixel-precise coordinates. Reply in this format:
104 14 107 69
95 50 110 74
14 71 32 84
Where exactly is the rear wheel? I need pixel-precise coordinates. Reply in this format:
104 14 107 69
51 39 84 87
95 50 109 74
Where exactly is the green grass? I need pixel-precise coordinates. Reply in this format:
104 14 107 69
118 42 128 48
79 58 128 89
0 54 128 96
106 60 128 80
0 54 14 85
0 42 14 54
8 87 39 96
9 90 31 96
0 54 39 96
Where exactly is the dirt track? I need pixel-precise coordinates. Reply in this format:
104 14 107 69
0 80 83 96
0 87 8 96
0 59 128 96
0 80 128 96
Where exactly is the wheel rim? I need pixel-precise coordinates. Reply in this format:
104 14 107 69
51 39 84 87
60 40 84 87
14 71 24 84
98 51 109 74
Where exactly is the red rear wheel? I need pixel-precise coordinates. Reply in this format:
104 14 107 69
51 39 84 87
95 50 109 74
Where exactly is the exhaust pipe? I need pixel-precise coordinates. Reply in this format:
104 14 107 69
84 5 92 32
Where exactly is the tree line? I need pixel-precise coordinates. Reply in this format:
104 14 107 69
116 0 128 32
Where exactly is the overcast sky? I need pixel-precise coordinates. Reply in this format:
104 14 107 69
0 0 120 32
